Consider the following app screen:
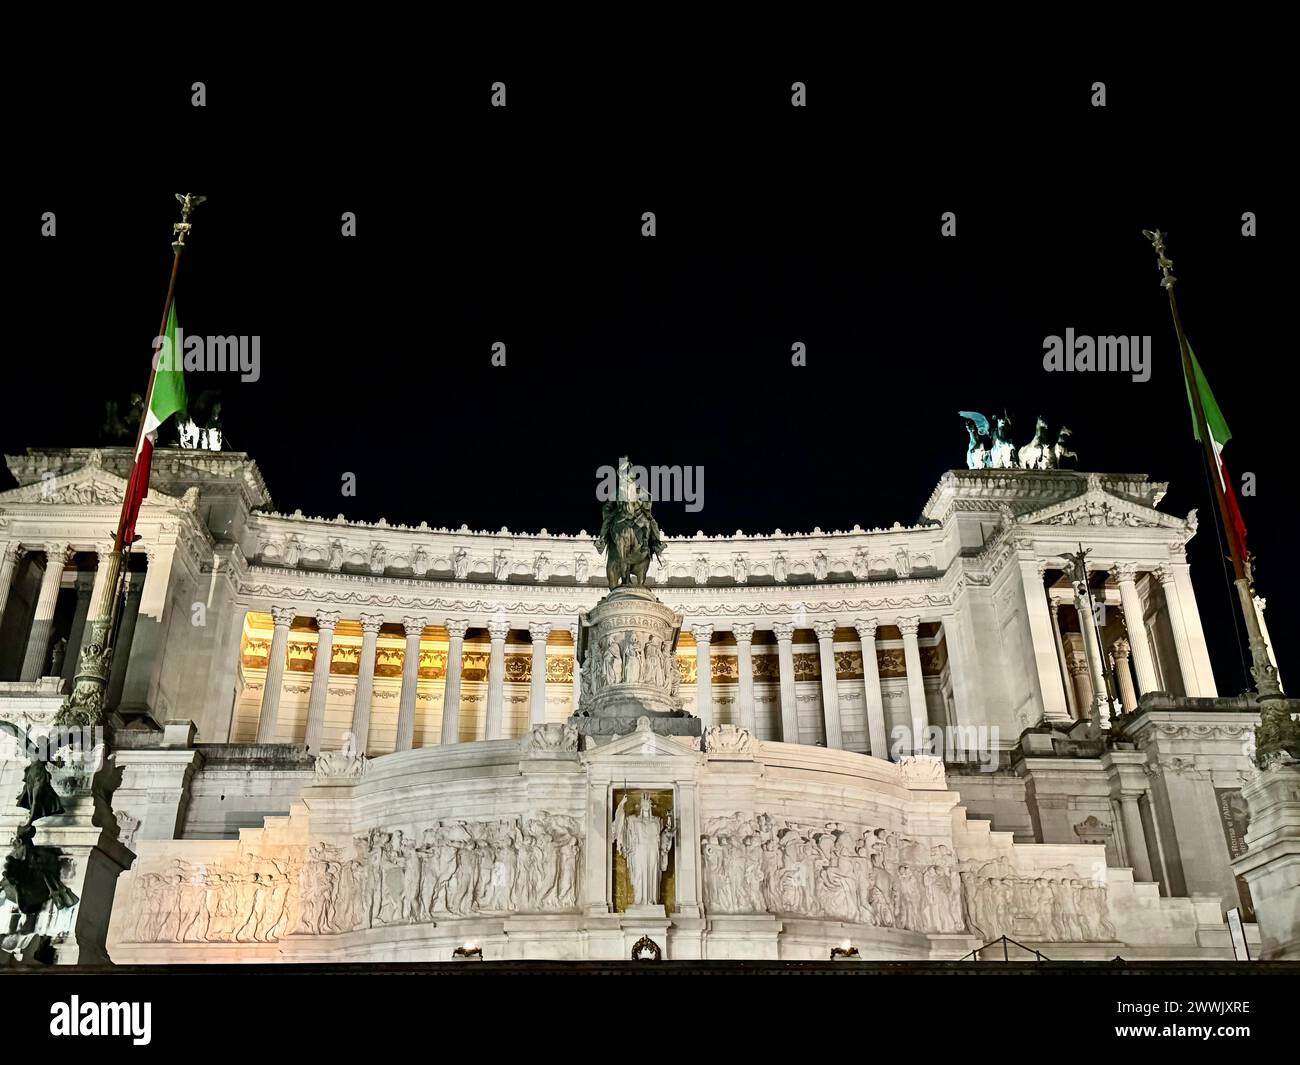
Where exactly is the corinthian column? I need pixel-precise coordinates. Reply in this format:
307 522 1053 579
568 620 583 715
1112 563 1158 695
1048 599 1079 719
349 613 385 754
440 619 469 745
484 618 510 739
813 620 843 749
691 624 714 727
20 543 70 681
304 610 340 753
0 542 25 630
774 621 799 743
731 622 756 733
897 616 929 755
1154 565 1197 697
395 615 427 752
255 606 296 743
1110 637 1138 713
528 621 552 726
854 619 888 759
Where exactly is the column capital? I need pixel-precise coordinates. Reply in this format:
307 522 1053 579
812 620 837 641
487 618 511 641
270 605 297 628
315 609 342 631
445 618 470 640
1049 598 1061 618
896 615 921 638
1034 558 1051 579
853 618 878 640
2 543 26 565
1112 561 1140 583
44 541 72 564
1110 636 1131 659
528 620 553 642
731 622 755 643
772 621 796 642
690 623 714 643
401 615 428 637
1152 564 1175 587
359 612 385 635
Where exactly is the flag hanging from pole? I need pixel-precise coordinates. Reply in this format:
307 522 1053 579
121 301 187 545
1183 342 1248 561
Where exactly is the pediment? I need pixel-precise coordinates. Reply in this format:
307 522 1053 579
1018 484 1185 532
0 459 186 509
581 722 701 761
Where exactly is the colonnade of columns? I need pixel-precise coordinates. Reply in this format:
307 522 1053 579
0 540 159 706
1028 559 1213 726
250 610 942 759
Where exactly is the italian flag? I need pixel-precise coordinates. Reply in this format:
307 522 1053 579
121 301 187 545
1184 343 1247 561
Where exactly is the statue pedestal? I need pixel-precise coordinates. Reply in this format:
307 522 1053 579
570 585 703 739
623 903 667 920
1233 760 1300 960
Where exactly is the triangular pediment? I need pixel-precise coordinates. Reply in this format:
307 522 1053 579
582 723 701 761
1019 481 1186 532
0 457 185 509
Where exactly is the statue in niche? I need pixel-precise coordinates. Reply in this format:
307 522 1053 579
494 554 510 582
535 554 551 582
452 549 470 579
693 556 709 584
369 543 386 573
894 548 911 578
328 540 344 570
596 458 665 587
613 793 674 908
813 552 829 580
49 638 68 678
733 556 748 583
283 537 301 567
575 554 589 584
773 554 788 582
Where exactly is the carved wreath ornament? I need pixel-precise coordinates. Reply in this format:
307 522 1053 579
631 935 662 961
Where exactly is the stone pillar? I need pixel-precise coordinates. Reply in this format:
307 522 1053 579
1049 599 1080 719
568 621 583 715
349 613 384 754
1113 563 1159 695
813 620 842 749
1117 793 1154 882
731 623 756 733
1020 560 1071 723
897 616 929 755
119 542 177 714
1234 762 1300 959
1168 562 1217 697
106 572 144 709
63 571 96 687
854 619 889 759
691 624 714 727
303 610 340 754
394 615 427 752
440 619 469 745
1111 638 1139 713
0 542 26 630
20 542 70 681
774 622 799 744
1072 574 1111 728
255 606 296 743
528 621 552 726
1154 565 1199 697
484 618 509 739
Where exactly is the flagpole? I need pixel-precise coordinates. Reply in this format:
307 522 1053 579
1143 230 1282 712
57 194 205 729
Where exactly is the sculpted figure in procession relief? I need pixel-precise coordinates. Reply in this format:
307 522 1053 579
122 813 584 944
699 814 1114 942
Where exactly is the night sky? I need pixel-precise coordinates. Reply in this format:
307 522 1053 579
10 60 1291 691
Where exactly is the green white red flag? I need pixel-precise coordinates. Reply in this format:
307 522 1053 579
121 301 187 545
1183 342 1247 561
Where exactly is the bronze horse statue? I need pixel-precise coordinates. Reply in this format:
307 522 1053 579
597 499 664 587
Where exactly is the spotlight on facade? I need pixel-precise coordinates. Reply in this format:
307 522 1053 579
452 942 483 961
829 941 860 961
